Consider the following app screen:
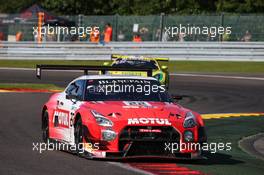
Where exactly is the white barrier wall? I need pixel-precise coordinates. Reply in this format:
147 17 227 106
0 41 264 61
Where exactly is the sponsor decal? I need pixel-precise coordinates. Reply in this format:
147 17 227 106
139 128 162 133
128 118 171 125
123 101 151 107
98 79 151 85
53 110 69 128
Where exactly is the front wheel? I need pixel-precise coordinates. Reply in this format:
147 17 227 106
74 118 84 156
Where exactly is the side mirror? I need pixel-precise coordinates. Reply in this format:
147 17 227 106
66 94 77 100
161 65 168 70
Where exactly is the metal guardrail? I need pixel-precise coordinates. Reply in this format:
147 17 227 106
0 41 264 61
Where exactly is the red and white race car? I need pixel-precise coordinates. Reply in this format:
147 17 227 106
38 65 206 159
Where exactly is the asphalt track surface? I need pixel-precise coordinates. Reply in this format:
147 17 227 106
0 68 264 175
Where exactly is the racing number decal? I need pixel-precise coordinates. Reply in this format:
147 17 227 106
69 111 75 127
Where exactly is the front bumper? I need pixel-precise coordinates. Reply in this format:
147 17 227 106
84 126 206 159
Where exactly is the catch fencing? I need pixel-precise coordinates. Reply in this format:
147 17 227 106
0 14 264 42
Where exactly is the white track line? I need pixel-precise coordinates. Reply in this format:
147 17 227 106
1 67 264 81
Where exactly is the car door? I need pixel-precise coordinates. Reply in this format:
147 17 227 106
54 79 85 144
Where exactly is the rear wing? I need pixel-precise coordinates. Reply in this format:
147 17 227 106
111 54 169 61
36 64 152 79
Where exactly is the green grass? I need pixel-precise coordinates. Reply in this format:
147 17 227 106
0 83 63 90
165 61 264 73
180 117 264 175
0 60 264 73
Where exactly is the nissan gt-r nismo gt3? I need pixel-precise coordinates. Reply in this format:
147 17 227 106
41 75 206 159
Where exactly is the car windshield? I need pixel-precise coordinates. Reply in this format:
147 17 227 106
85 78 171 102
112 59 158 69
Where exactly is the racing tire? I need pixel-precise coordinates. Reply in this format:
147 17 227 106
165 71 170 90
42 110 49 143
74 117 84 157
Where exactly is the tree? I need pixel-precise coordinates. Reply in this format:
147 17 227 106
0 0 263 15
216 0 264 13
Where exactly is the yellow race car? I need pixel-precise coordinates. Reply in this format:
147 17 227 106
103 54 170 88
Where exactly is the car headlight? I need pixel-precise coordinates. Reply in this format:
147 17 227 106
183 112 197 128
91 110 113 127
184 130 194 142
102 130 116 141
154 73 163 81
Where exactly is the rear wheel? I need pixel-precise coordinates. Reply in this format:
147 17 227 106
42 110 49 143
165 72 170 89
